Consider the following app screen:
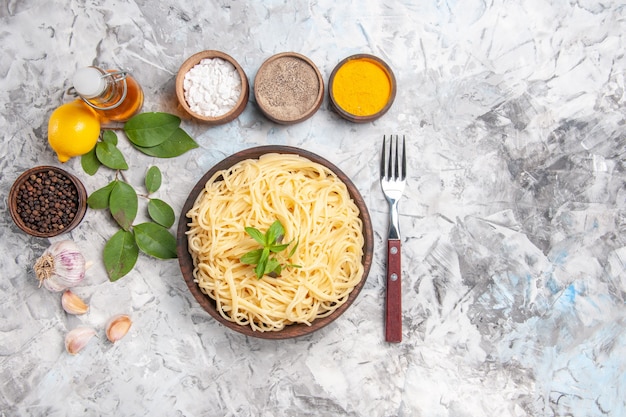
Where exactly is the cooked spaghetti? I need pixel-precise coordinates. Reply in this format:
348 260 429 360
186 153 364 332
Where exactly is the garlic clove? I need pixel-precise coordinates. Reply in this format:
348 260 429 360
65 327 96 355
61 290 89 315
106 314 132 343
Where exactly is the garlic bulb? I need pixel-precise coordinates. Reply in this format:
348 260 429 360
65 326 96 355
61 290 89 315
34 240 86 292
106 314 132 343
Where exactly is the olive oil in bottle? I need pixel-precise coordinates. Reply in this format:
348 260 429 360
71 66 144 123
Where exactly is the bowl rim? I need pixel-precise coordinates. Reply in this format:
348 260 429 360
9 165 87 238
176 145 374 339
253 52 325 125
328 53 397 123
176 50 250 125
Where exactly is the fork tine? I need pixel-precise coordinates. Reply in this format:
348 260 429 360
381 135 387 179
401 135 406 180
387 134 394 179
394 135 400 179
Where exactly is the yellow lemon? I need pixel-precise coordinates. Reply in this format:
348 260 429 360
48 100 101 163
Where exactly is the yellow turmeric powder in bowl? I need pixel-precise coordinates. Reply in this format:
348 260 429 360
329 54 396 123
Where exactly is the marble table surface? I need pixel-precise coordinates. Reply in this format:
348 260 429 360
1 1 625 416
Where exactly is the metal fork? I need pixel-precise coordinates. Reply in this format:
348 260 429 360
380 134 406 343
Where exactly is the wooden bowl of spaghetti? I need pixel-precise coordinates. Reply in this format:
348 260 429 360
177 146 373 339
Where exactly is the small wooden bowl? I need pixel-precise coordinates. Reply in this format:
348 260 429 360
177 146 373 339
176 50 249 125
329 54 396 123
254 52 324 124
9 166 87 238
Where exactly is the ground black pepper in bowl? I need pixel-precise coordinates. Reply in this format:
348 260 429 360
9 166 87 238
253 52 324 125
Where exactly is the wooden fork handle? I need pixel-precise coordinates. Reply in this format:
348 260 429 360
385 239 402 342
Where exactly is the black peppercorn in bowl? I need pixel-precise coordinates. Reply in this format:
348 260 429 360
9 166 87 238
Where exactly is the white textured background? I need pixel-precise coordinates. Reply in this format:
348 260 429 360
1 1 625 416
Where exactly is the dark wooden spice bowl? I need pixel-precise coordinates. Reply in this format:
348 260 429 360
329 54 397 123
176 50 250 125
253 52 324 125
176 146 373 339
9 166 87 238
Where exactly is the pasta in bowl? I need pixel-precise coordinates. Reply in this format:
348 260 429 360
177 146 373 339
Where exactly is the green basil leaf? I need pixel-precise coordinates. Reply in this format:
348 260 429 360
96 141 129 170
265 258 281 275
287 238 299 258
266 220 284 245
132 127 199 158
87 181 117 209
260 246 270 266
268 243 290 253
81 145 101 176
147 198 175 228
102 130 118 145
124 112 180 147
245 226 266 246
254 247 271 278
242 220 301 279
254 263 265 279
133 222 177 259
145 166 162 194
109 181 138 231
241 249 263 265
103 229 139 281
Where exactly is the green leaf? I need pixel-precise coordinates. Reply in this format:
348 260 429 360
245 227 266 246
287 238 299 258
96 141 129 170
253 247 270 278
269 243 290 253
132 127 199 158
109 181 138 231
102 130 118 145
81 146 101 176
124 112 181 147
147 198 175 228
87 181 117 209
133 222 177 259
103 229 139 281
253 246 270 278
242 220 302 279
266 220 285 245
266 258 281 275
254 262 265 279
145 166 162 194
241 249 263 265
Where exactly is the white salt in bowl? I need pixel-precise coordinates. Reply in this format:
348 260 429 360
176 50 249 125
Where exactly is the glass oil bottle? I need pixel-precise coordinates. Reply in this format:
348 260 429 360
69 66 144 123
